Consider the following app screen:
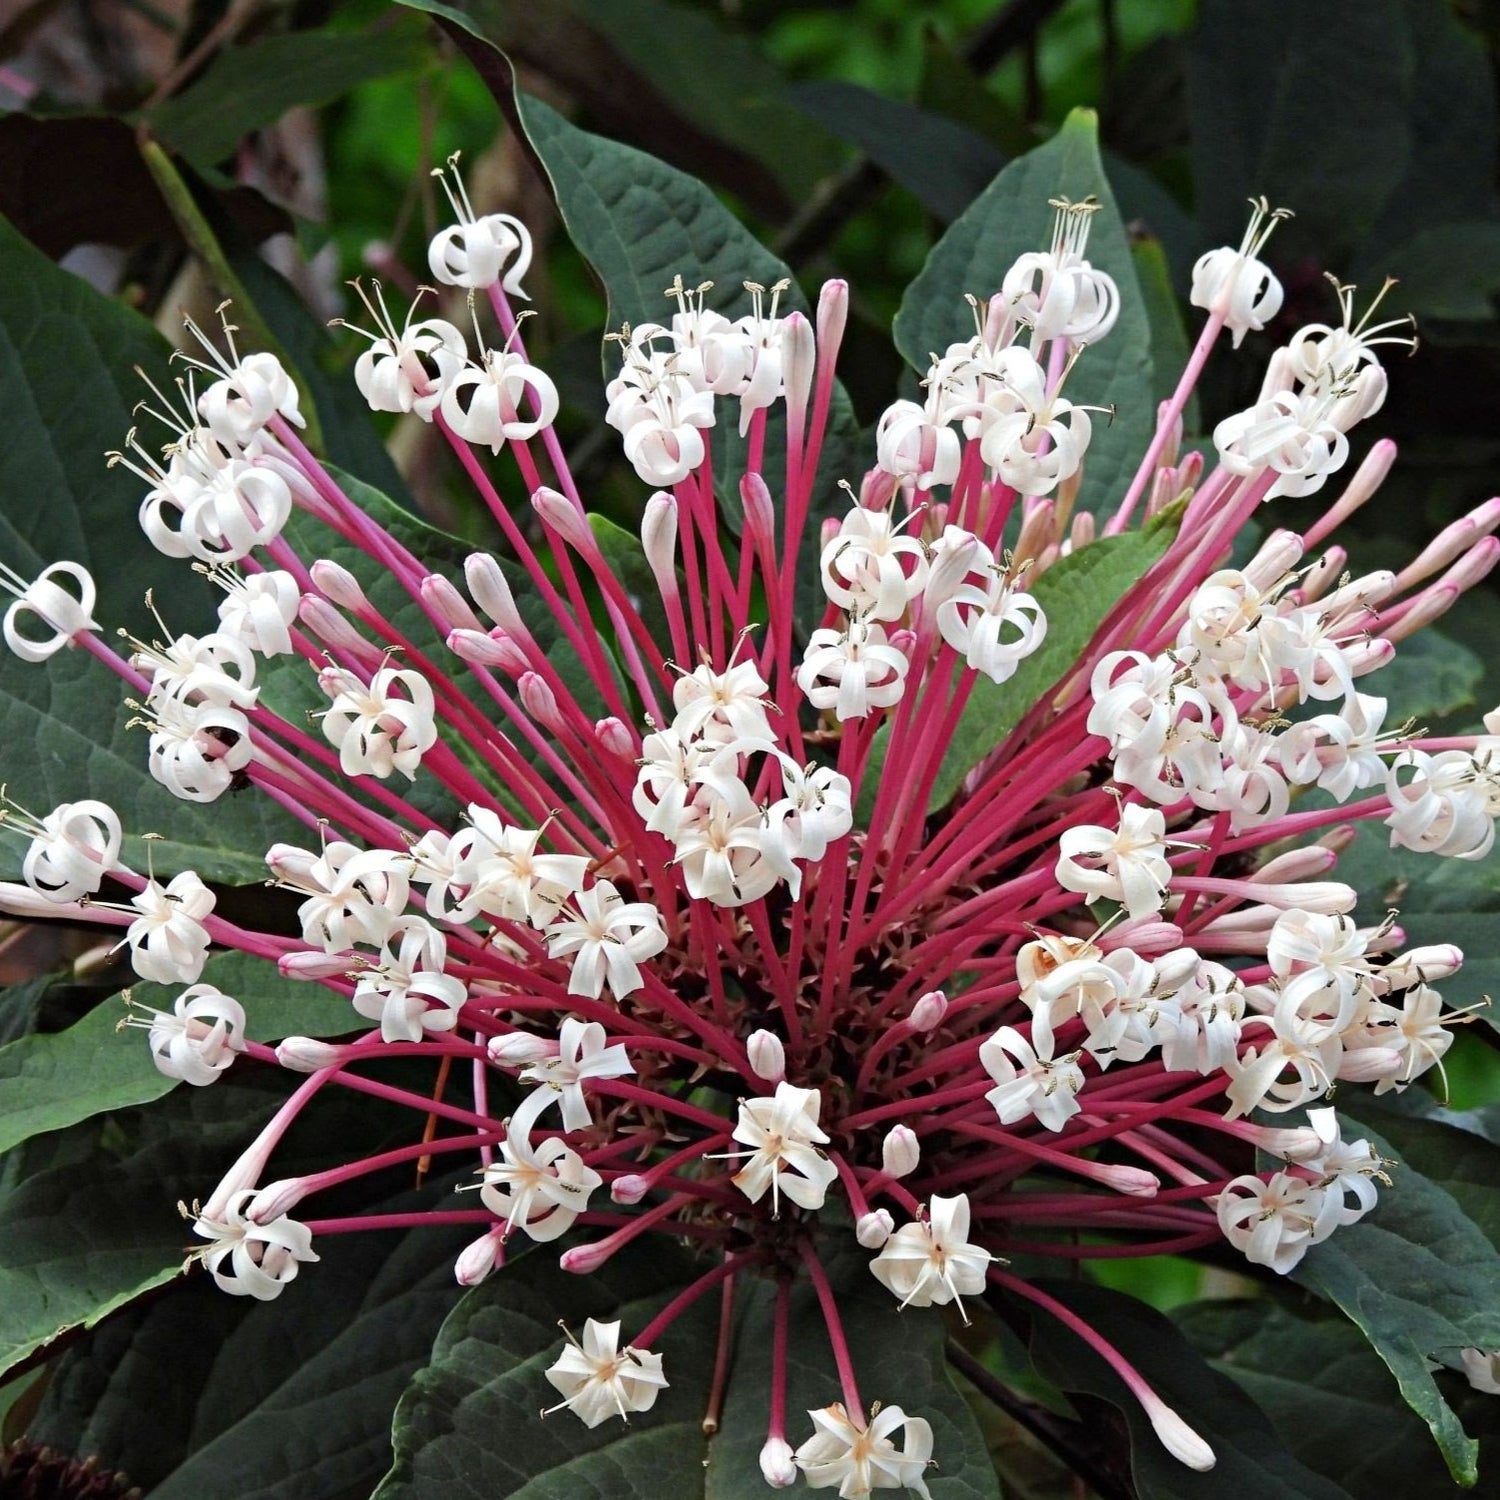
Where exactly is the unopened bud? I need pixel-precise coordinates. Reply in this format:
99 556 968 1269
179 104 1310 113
1069 509 1096 551
908 991 947 1032
1092 1163 1160 1197
532 486 595 553
559 1239 612 1275
1336 1045 1404 1082
275 1035 348 1071
278 949 354 980
1339 636 1395 675
1320 569 1396 616
519 671 563 731
611 1174 650 1204
300 597 374 658
882 1124 920 1179
455 1228 505 1286
1143 1395 1215 1472
747 1028 786 1082
759 1436 799 1489
488 1032 557 1067
465 552 525 633
925 526 982 609
447 627 530 674
739 472 777 555
595 716 635 757
856 1209 894 1249
1243 529 1305 591
1101 920 1183 956
815 279 848 366
888 627 917 658
781 311 815 421
1153 947 1202 989
310 559 368 611
641 492 679 592
248 1177 306 1222
1298 546 1347 601
422 573 481 632
1381 944 1464 989
1251 846 1338 883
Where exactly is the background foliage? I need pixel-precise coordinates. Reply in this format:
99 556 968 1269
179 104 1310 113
2 1 1500 1496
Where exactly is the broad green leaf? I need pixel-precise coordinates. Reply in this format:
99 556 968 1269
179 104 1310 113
787 79 1005 222
1361 626 1485 725
148 25 429 168
0 1074 283 1379
376 1240 725 1499
0 213 299 883
1020 1278 1348 1499
1294 1116 1500 1484
705 1255 1001 1500
1360 222 1500 321
893 108 1155 520
1176 1298 1500 1500
572 0 844 203
860 522 1176 820
29 1187 471 1498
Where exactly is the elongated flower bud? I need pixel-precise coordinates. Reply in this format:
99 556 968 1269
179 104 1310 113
747 1028 786 1082
882 1124 920 1178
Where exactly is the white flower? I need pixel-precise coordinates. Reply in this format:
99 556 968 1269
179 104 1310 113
428 156 533 294
18 799 122 904
466 810 588 928
270 839 410 951
1189 197 1290 347
1266 909 1372 1040
520 1017 633 1133
211 567 300 657
794 1402 934 1499
1461 1349 1500 1396
797 620 909 719
140 983 246 1086
144 695 254 803
351 916 466 1043
980 1025 1085 1132
545 880 667 1000
671 658 775 744
125 871 215 984
935 564 1047 684
1002 196 1119 347
973 349 1093 497
1215 1171 1328 1274
478 1119 603 1242
543 1319 667 1427
318 665 438 781
132 629 260 713
1212 388 1351 500
439 349 559 451
196 350 304 447
875 398 962 490
819 507 928 621
722 1082 838 1214
189 1189 318 1300
1055 804 1180 920
671 779 794 907
766 759 853 864
1 560 101 662
1385 750 1497 861
869 1194 991 1319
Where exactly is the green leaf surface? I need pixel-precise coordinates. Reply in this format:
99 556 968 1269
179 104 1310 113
1361 626 1485 724
1293 1116 1500 1484
1359 221 1500 321
787 79 1005 221
861 523 1175 819
0 213 300 883
892 108 1155 520
1020 1279 1348 1499
148 25 428 168
0 1075 282 1379
29 1194 471 1498
1176 1297 1500 1500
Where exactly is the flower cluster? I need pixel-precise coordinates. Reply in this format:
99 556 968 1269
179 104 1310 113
4 160 1499 1494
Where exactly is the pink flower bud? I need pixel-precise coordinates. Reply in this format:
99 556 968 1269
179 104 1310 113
856 1209 894 1249
908 991 947 1032
1091 1163 1161 1197
519 671 563 731
309 559 367 610
1250 846 1338 883
882 1124 920 1179
594 717 635 757
759 1437 798 1489
278 949 353 980
422 574 481 632
1243 529 1305 591
446 627 529 673
532 486 595 553
300 597 374 658
739 472 777 555
1298 546 1347 601
559 1240 612 1275
455 1229 504 1286
781 311 815 422
747 1028 786 1082
1336 1046 1404 1082
465 552 525 633
640 492 679 590
888 627 917 658
487 1032 557 1067
815 279 848 366
1382 944 1464 988
1142 1395 1215 1472
248 1177 306 1222
275 1035 348 1071
611 1174 650 1205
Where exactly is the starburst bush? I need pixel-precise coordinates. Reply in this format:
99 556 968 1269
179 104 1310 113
3 29 1500 1500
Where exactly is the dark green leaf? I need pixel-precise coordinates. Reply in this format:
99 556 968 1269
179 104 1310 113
1130 236 1199 429
1294 1116 1500 1484
787 80 1005 222
148 26 429 168
1020 1278 1348 1499
860 523 1176 820
1361 626 1486 724
893 108 1155 520
1359 222 1500 321
0 213 299 883
1176 1297 1500 1500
